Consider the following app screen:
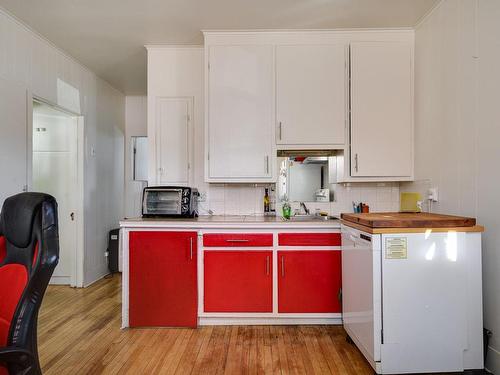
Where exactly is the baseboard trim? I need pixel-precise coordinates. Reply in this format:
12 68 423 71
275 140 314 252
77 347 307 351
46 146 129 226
199 317 342 326
49 276 71 285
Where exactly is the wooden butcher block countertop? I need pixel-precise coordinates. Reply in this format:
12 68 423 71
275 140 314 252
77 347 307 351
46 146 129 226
341 212 484 234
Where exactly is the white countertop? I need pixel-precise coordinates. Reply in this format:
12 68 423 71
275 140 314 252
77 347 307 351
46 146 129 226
120 215 341 229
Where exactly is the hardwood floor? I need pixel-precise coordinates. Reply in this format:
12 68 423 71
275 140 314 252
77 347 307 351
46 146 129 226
38 275 375 374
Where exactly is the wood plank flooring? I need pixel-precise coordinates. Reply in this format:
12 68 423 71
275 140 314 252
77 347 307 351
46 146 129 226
38 276 375 374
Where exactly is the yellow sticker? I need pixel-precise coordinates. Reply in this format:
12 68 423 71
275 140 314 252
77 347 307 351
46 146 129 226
385 237 407 259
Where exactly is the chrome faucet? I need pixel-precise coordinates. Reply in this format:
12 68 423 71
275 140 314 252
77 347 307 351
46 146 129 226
299 202 310 215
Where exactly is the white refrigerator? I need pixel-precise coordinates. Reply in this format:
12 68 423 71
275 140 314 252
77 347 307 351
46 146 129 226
341 223 483 374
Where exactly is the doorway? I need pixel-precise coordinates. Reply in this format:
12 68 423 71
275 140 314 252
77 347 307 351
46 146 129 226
31 100 82 286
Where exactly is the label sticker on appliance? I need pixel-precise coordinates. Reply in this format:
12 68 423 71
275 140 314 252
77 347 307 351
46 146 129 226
385 237 407 259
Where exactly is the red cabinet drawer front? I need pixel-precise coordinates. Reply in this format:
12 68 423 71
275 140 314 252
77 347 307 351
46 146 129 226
204 251 273 312
278 233 341 246
278 250 341 313
129 231 198 327
203 233 273 247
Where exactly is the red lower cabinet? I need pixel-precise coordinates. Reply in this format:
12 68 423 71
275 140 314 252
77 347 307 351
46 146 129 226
204 251 273 312
129 231 198 327
278 250 341 313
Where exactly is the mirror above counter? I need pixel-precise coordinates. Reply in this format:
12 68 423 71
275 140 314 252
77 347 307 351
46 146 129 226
277 150 338 205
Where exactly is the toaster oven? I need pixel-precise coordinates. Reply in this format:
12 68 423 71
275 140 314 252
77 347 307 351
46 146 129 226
142 186 198 218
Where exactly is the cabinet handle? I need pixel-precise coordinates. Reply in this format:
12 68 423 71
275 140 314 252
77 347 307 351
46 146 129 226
278 122 282 140
265 156 269 174
354 153 359 172
189 237 193 260
281 255 285 277
225 239 249 243
266 255 270 276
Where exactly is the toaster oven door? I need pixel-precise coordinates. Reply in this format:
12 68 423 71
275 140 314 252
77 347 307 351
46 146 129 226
144 189 183 215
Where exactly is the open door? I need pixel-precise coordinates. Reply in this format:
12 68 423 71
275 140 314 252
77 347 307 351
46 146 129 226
32 100 79 285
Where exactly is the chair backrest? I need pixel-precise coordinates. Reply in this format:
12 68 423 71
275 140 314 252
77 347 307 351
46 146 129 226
0 193 59 373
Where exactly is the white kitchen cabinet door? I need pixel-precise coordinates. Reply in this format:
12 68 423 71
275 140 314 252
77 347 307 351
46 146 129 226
350 42 413 178
276 44 347 147
207 45 275 182
156 97 192 185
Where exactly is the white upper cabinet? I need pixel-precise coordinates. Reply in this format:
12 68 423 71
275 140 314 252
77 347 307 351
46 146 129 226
350 41 413 179
206 44 275 182
156 97 192 185
203 31 414 183
276 44 347 148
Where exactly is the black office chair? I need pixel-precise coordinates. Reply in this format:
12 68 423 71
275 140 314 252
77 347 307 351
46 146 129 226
0 193 59 375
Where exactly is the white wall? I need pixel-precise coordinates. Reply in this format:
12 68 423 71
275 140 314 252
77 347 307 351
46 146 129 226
405 0 500 371
0 7 125 286
124 96 147 217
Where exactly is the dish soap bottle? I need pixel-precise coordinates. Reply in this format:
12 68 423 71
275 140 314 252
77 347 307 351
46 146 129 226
264 188 270 214
282 199 291 220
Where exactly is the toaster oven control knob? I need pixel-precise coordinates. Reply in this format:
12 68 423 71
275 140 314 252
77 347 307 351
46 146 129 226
183 197 189 204
182 204 188 212
183 190 189 197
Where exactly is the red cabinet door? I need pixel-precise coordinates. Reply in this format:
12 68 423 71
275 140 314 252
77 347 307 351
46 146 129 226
278 251 341 313
204 251 272 312
129 231 197 327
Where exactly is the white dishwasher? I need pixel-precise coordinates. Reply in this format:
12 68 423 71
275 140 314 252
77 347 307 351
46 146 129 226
341 225 382 368
341 222 484 374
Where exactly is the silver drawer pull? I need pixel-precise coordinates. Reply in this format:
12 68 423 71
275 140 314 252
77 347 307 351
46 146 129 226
266 255 270 276
225 239 250 243
281 255 285 277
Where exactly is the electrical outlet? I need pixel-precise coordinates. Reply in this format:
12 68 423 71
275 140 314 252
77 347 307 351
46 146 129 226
428 187 439 202
197 192 207 202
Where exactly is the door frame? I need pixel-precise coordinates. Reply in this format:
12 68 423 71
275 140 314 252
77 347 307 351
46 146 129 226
27 95 85 288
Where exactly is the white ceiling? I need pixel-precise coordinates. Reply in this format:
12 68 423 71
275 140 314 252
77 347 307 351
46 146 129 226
0 0 438 94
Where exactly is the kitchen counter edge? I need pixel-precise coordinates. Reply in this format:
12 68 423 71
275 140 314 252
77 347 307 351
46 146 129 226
120 217 341 229
341 220 484 234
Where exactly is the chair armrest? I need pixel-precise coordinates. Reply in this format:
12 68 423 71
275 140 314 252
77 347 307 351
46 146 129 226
0 346 34 366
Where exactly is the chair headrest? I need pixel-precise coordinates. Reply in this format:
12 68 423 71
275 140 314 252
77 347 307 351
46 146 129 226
0 192 57 248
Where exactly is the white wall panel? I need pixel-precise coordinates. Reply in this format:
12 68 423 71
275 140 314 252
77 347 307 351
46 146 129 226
405 1 500 372
0 77 27 206
0 7 125 286
124 96 147 218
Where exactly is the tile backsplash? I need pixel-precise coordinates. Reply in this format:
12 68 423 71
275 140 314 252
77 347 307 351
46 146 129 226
330 182 400 215
198 182 400 216
199 184 274 216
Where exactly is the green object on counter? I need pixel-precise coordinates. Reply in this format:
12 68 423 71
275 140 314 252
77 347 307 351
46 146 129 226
282 201 291 219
